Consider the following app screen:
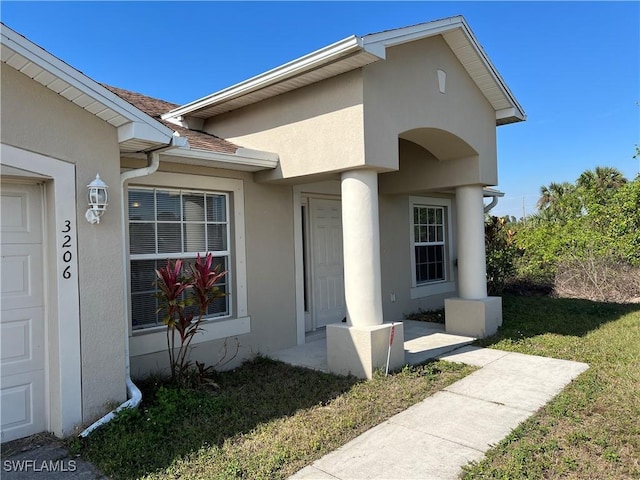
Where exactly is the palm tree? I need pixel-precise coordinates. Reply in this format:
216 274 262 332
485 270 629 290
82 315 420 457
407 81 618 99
537 182 573 210
577 167 627 208
577 166 627 193
536 182 579 222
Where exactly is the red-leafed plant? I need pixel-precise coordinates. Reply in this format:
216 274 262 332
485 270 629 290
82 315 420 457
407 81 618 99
155 253 227 384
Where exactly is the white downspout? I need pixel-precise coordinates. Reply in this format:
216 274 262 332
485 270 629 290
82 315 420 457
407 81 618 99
483 196 499 213
483 191 505 214
80 137 186 437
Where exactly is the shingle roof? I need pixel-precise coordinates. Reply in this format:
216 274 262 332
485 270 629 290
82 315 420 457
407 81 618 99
103 85 240 154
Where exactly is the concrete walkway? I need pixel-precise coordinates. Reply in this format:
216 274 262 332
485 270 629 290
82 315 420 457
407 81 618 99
2 322 588 480
287 342 589 480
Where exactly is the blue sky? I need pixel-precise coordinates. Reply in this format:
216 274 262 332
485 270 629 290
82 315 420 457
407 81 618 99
2 1 638 218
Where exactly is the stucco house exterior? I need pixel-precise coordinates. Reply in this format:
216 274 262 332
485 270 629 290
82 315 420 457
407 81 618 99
0 16 524 442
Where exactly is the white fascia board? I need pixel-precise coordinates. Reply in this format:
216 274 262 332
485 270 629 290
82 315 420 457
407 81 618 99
483 187 505 197
455 19 526 122
163 35 368 121
1 24 175 144
496 107 526 123
160 146 279 172
362 16 466 58
116 121 178 146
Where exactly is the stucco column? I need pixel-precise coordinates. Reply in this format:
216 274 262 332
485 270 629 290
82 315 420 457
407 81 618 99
341 169 383 326
455 184 487 299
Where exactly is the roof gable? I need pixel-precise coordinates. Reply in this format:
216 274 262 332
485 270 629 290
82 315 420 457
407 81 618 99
362 16 525 125
163 16 525 126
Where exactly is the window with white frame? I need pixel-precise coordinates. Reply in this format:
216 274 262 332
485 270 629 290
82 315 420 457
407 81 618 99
413 205 447 284
128 187 230 330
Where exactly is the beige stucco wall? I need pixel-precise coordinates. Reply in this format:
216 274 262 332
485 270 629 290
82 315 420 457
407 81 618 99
379 192 459 321
127 162 297 377
1 66 126 424
363 35 498 184
379 140 482 194
204 35 498 189
203 70 366 182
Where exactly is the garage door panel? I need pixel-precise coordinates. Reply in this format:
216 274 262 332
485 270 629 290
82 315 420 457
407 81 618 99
0 371 45 443
1 244 44 310
0 185 42 244
1 307 44 377
1 182 46 443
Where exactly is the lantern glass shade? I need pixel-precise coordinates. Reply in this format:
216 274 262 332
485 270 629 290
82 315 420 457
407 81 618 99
87 174 109 212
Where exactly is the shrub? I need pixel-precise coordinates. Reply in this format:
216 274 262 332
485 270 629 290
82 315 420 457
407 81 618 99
485 216 520 295
155 253 227 385
554 253 640 302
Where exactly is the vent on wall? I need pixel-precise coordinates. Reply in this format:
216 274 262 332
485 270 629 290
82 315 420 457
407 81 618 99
437 69 446 94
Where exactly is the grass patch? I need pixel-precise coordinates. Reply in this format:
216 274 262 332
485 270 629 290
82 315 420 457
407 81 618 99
462 295 640 479
404 307 445 323
75 357 473 479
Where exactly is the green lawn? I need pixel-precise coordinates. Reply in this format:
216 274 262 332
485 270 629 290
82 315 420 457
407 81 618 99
462 295 640 479
75 295 640 479
74 357 473 479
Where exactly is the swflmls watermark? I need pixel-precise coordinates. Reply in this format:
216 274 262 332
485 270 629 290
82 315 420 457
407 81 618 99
3 459 77 473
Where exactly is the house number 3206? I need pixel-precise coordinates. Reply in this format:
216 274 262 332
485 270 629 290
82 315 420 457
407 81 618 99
61 220 73 279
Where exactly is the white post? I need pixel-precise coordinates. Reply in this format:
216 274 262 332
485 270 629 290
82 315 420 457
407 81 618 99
341 169 383 326
455 185 487 300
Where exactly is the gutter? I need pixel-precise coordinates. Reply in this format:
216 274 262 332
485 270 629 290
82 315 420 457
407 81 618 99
79 135 188 438
161 35 369 121
159 146 279 172
483 189 505 213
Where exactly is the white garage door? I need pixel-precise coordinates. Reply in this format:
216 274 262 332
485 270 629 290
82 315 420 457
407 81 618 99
1 182 46 443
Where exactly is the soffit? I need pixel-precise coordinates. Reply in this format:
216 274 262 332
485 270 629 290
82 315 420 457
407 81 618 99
2 44 132 128
176 50 379 119
442 28 518 117
1 25 174 152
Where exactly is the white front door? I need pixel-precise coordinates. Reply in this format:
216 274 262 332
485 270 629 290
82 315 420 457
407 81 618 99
309 198 345 328
1 183 46 443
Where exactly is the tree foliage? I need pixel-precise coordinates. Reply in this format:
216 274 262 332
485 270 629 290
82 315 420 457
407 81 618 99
485 216 519 295
510 167 640 297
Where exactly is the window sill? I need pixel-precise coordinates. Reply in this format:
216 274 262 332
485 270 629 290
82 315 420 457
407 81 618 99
130 316 251 357
410 281 456 299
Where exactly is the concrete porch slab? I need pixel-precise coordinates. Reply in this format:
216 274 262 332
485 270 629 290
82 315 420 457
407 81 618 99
267 335 329 372
268 320 475 373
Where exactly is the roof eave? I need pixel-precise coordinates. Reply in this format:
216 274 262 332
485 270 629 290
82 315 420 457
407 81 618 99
1 23 175 151
455 18 526 125
496 107 527 125
159 146 279 172
162 35 377 121
163 15 525 125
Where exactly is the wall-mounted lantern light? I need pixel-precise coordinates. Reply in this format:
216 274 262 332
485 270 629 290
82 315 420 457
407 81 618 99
85 174 109 224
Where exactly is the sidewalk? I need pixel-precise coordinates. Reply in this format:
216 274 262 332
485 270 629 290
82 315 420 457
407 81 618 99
290 345 589 479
